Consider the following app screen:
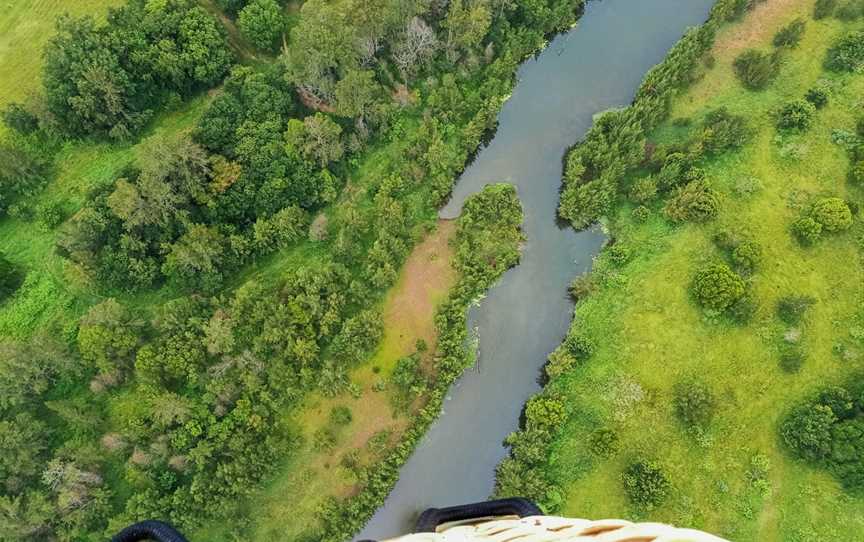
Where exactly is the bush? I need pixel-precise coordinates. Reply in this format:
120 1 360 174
825 30 864 72
691 263 746 311
733 49 779 90
588 428 619 457
781 404 836 461
699 107 751 154
791 216 823 245
850 160 864 186
622 460 670 509
804 87 829 109
663 180 720 223
835 0 864 20
776 99 816 131
814 0 837 18
731 240 762 273
779 346 806 373
632 205 650 222
629 177 658 203
773 18 806 48
673 380 717 428
811 197 853 231
35 201 64 230
0 253 23 302
238 0 286 52
330 406 353 426
2 103 39 135
776 295 815 325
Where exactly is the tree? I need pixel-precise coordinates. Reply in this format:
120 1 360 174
791 216 822 245
0 144 48 216
444 0 493 62
162 224 227 291
733 49 779 90
284 113 344 167
334 69 382 123
1 103 39 135
392 17 439 79
0 413 48 494
77 299 141 374
691 263 745 311
238 0 286 53
0 337 69 411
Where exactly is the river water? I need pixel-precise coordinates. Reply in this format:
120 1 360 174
357 1 715 539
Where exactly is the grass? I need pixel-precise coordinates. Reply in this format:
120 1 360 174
546 2 864 540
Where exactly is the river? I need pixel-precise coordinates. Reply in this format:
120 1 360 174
357 1 716 539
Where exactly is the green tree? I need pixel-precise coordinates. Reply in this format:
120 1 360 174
238 0 286 52
284 113 344 167
673 380 716 429
814 0 837 18
162 224 228 291
77 299 141 374
691 263 745 311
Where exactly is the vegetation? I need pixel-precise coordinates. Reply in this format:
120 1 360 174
0 0 577 539
499 0 864 539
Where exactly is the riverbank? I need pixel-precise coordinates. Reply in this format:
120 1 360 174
505 0 864 539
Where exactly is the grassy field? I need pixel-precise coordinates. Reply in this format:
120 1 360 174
546 1 864 540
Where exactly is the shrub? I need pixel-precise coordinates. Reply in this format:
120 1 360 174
781 404 836 461
35 201 64 230
663 180 720 223
814 0 837 18
731 240 762 273
733 49 780 90
857 116 864 137
773 18 806 48
632 205 650 222
825 30 864 72
835 0 864 20
811 197 853 231
622 460 670 509
330 406 353 426
779 346 806 373
0 253 23 302
850 160 864 185
673 380 716 428
776 99 816 131
699 107 751 154
1 103 39 135
804 87 828 109
589 428 619 457
691 263 745 311
629 176 658 203
791 216 823 245
776 295 815 325
525 395 566 432
729 293 758 324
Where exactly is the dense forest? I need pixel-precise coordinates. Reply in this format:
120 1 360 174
0 0 578 540
497 0 864 539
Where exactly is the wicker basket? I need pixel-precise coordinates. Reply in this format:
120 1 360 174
384 515 729 542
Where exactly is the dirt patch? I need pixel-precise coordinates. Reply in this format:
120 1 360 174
712 0 805 58
378 219 457 361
